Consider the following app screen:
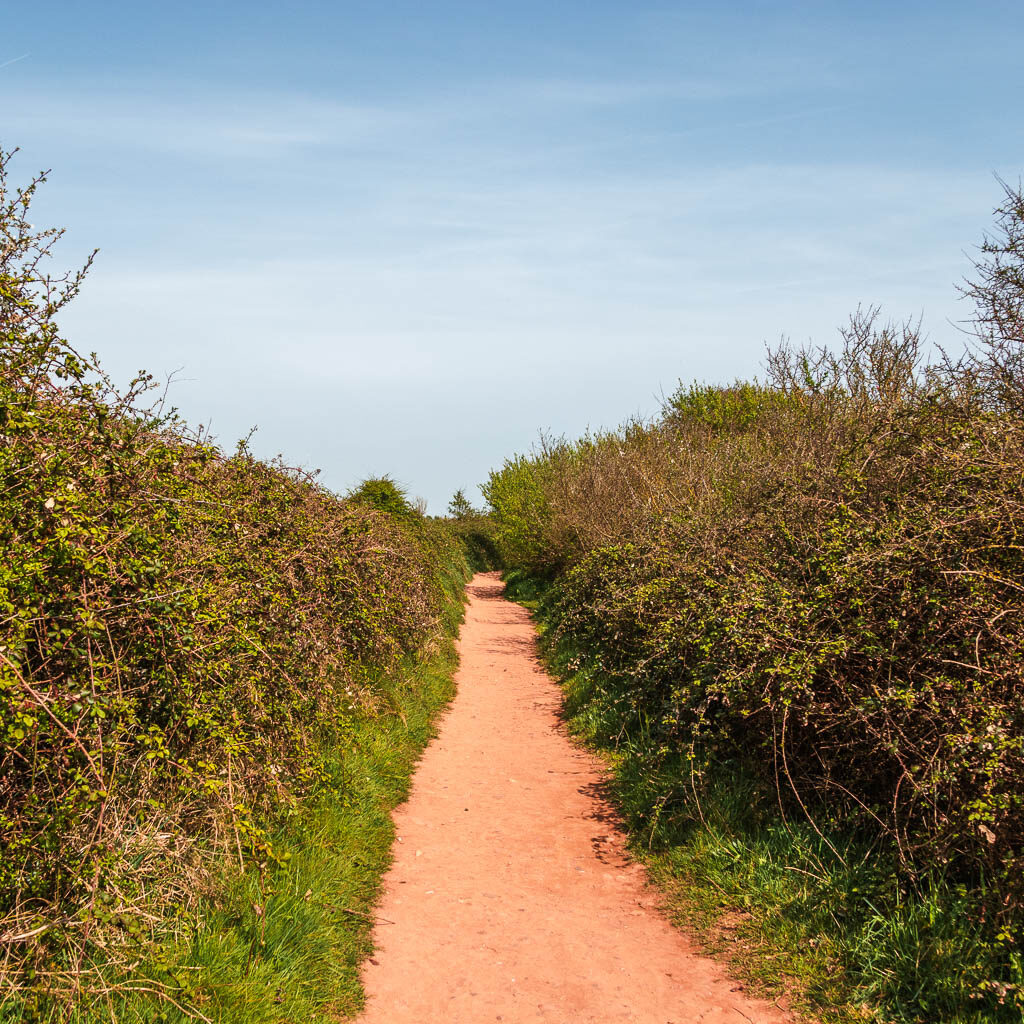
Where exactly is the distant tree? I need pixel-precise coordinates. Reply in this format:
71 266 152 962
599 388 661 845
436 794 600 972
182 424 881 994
447 488 476 519
349 475 415 517
961 177 1024 412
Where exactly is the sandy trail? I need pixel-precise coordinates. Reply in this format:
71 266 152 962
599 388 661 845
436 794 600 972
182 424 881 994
357 573 793 1024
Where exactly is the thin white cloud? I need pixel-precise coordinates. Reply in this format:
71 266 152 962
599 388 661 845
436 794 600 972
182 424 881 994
1 66 844 167
492 76 753 107
2 89 407 158
0 52 30 71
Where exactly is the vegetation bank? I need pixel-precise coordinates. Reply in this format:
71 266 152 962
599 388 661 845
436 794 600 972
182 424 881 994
485 183 1024 1022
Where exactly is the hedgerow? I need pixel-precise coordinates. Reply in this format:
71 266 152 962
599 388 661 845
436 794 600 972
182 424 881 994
0 149 469 1013
443 490 502 571
485 184 1024 1020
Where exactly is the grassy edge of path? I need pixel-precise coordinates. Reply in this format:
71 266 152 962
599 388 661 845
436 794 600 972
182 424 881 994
53 639 460 1024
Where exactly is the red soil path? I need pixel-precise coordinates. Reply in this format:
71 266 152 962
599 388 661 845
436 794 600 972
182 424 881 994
357 573 794 1023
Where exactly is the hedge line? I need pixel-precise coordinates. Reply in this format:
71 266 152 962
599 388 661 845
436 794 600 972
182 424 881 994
0 151 469 1008
485 185 1024 1019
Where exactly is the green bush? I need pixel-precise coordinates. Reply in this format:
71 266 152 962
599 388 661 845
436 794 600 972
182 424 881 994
0 150 469 1009
348 475 417 518
443 490 503 571
486 188 1024 1019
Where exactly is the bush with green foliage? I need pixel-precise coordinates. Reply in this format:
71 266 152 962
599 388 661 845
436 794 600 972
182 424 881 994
443 490 502 571
485 185 1024 1021
348 475 416 518
0 150 469 1012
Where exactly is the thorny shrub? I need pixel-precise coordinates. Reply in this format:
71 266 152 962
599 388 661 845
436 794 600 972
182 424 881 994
485 183 1024 1010
0 149 467 1009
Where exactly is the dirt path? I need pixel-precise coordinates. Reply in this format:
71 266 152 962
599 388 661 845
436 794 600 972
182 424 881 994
358 573 794 1023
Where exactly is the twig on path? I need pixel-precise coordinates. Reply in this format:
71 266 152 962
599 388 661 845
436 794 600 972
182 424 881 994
341 907 397 925
319 903 396 925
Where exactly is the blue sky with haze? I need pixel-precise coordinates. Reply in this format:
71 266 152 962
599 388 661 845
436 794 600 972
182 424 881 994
4 1 1023 509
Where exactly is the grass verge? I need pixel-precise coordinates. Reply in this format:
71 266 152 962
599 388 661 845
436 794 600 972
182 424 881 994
23 639 460 1024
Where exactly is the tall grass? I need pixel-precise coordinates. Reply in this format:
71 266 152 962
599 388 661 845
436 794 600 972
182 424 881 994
487 184 1024 1021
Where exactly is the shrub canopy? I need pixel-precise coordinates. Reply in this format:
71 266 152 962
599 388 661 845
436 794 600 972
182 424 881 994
485 188 1024 946
0 150 468 1002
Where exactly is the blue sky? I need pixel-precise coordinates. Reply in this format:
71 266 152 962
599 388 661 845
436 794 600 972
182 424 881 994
4 1 1023 509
